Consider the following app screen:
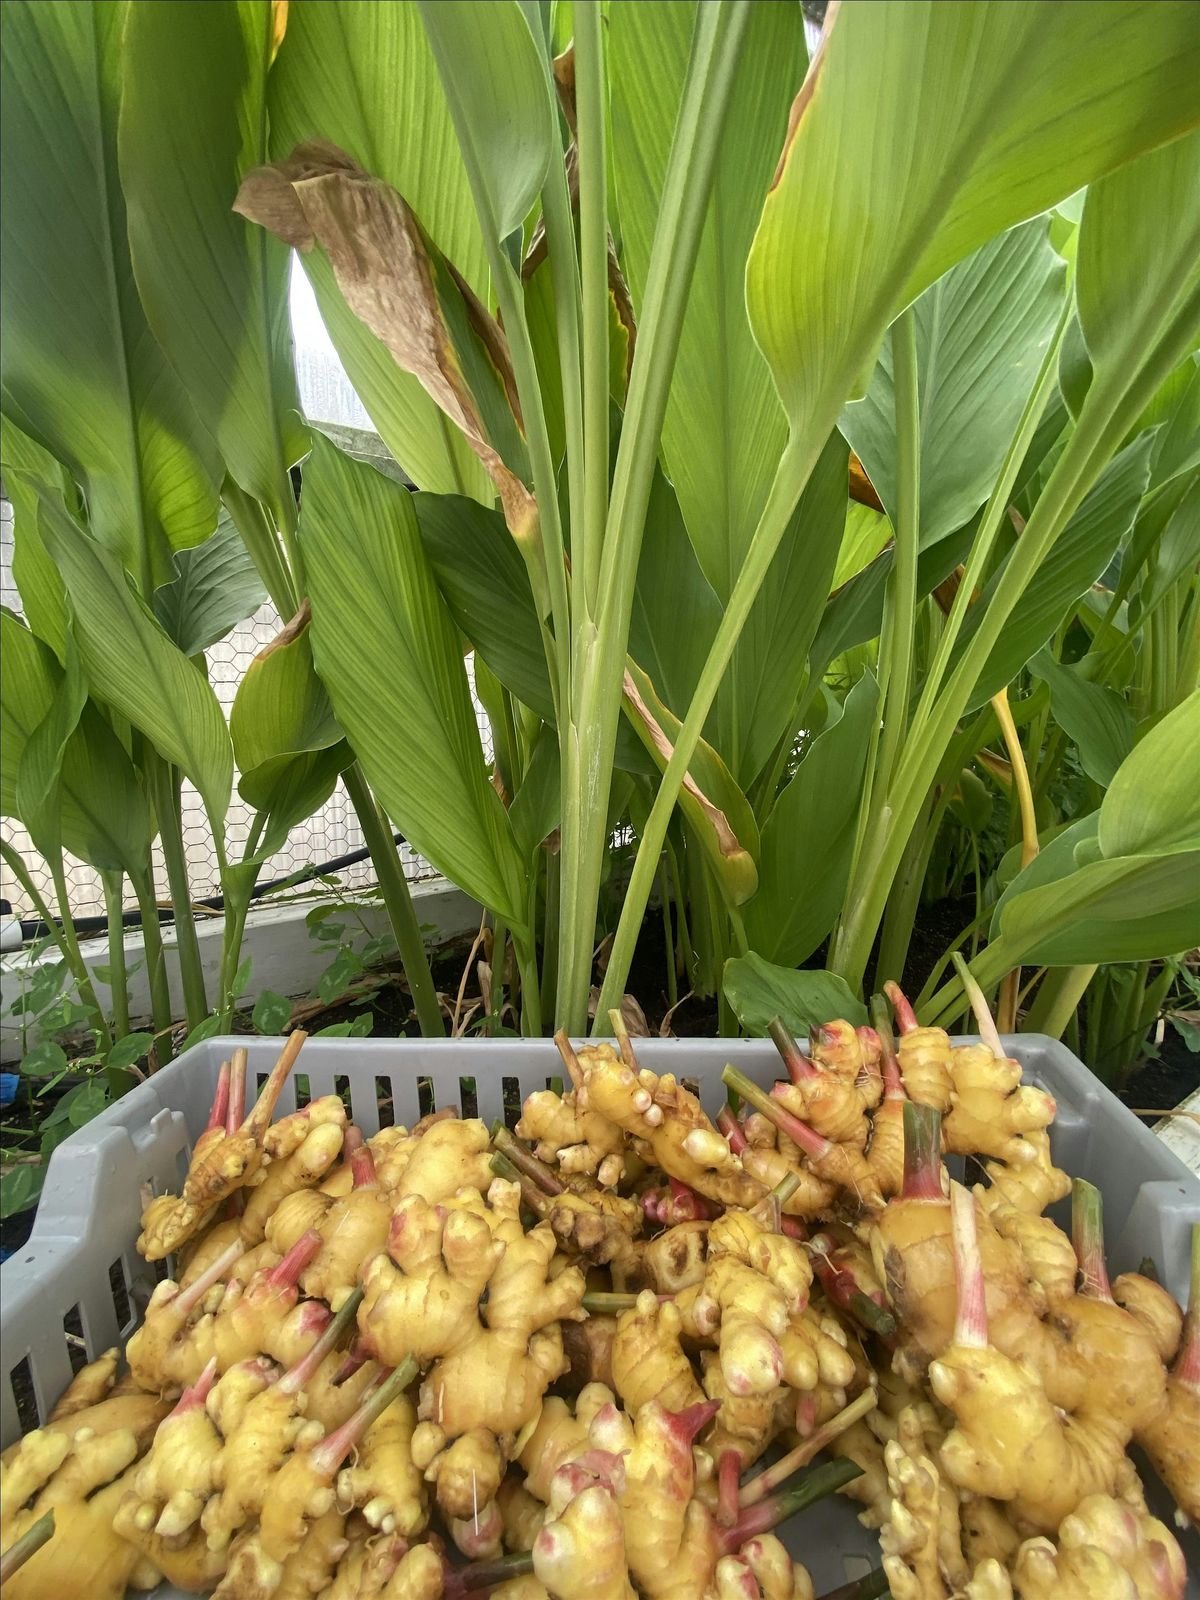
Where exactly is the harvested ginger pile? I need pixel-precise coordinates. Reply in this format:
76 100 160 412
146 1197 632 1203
1 978 1195 1600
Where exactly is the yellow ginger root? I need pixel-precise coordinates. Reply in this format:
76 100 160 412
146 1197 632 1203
1138 1225 1199 1526
701 1354 792 1484
572 1037 766 1209
125 1359 223 1539
360 1193 503 1367
779 1303 856 1401
984 1199 1076 1310
931 1184 1129 1535
977 1130 1070 1216
411 1424 502 1527
318 1531 410 1600
2 1415 159 1600
202 1356 297 1550
612 1292 705 1415
768 1018 871 1150
562 1310 618 1390
301 1128 391 1306
828 1419 889 1526
239 1112 345 1244
715 1534 815 1599
47 1347 119 1419
878 1405 968 1600
586 1396 722 1599
126 1237 246 1392
739 1145 837 1219
490 1127 642 1272
643 1219 709 1295
885 983 953 1113
337 1391 428 1538
959 1497 1022 1571
216 1358 418 1595
1010 1492 1187 1600
722 1066 884 1213
865 1011 907 1200
273 1508 347 1600
944 1045 1056 1166
532 1454 636 1600
709 1208 812 1312
1112 1271 1183 1364
137 1036 305 1259
694 1254 791 1396
515 1385 615 1502
812 1019 884 1109
519 1056 625 1187
394 1117 495 1202
498 1474 548 1550
419 1199 586 1441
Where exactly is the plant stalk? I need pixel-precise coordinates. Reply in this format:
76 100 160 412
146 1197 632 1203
0 1511 55 1582
559 0 752 1032
341 764 444 1037
146 757 208 1029
100 869 131 1038
874 307 921 798
130 865 174 1064
1023 963 1098 1040
575 0 610 612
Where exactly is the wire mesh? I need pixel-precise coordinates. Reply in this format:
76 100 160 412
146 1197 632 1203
0 262 500 923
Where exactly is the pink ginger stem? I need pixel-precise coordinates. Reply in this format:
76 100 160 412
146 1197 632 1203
243 1030 307 1141
173 1239 245 1318
739 1390 877 1507
265 1228 323 1291
279 1287 365 1395
807 1241 895 1339
205 1061 232 1133
780 1215 807 1241
717 1105 748 1155
168 1355 218 1416
1176 1225 1200 1388
670 1398 721 1443
901 1101 943 1201
769 1017 816 1083
883 980 919 1036
951 952 1004 1060
717 1448 742 1526
308 1355 419 1477
332 1338 372 1386
1071 1179 1114 1301
227 1048 247 1134
950 1181 988 1348
720 1459 862 1552
722 1066 832 1163
346 1126 376 1188
869 996 906 1100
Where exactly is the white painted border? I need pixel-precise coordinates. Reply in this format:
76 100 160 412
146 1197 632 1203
0 878 481 1062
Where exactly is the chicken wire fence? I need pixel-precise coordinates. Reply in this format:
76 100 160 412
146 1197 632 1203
0 265 495 924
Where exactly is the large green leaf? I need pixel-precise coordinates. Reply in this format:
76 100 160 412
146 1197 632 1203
119 0 306 527
0 612 152 874
38 497 233 832
298 434 526 923
723 953 868 1035
0 419 70 659
609 0 803 600
726 430 851 784
1078 132 1200 385
1100 691 1200 859
745 672 878 966
960 432 1154 708
0 0 219 591
997 849 1200 966
152 513 269 656
14 635 87 860
1140 476 1200 618
746 2 1200 457
628 468 722 722
413 493 554 722
230 609 342 777
841 220 1067 547
267 0 490 497
416 0 554 245
1028 650 1134 787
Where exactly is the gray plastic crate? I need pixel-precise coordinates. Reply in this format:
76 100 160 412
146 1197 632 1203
2 1034 1197 1595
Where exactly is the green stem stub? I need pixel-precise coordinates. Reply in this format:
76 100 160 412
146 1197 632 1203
0 1510 55 1583
901 1101 943 1201
1071 1178 1113 1301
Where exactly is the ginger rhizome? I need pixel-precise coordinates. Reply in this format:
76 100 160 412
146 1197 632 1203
18 1003 1193 1597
